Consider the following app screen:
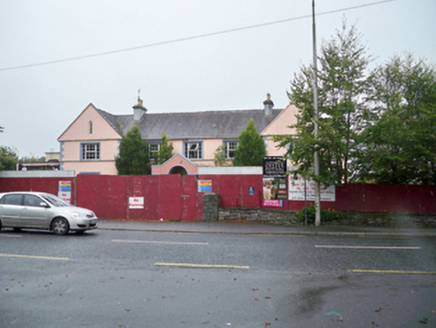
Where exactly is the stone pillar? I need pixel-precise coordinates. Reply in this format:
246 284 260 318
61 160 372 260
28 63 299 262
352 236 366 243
202 193 221 222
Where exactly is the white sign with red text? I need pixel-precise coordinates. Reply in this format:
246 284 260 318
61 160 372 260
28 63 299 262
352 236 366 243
288 176 336 202
129 197 144 209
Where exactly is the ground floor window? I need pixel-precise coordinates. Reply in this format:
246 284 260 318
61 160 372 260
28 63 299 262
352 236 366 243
81 143 100 160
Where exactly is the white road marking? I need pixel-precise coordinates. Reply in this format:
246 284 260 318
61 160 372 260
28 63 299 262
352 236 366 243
112 239 209 246
0 234 22 238
155 262 249 269
315 245 421 250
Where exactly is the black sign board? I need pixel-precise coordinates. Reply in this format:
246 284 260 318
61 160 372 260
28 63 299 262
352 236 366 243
263 156 287 177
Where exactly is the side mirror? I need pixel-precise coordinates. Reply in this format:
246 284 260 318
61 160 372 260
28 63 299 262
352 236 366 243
39 202 50 208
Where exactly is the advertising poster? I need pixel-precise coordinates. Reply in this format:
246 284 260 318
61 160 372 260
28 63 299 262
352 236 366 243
58 181 72 203
198 180 212 193
263 157 287 207
288 175 336 202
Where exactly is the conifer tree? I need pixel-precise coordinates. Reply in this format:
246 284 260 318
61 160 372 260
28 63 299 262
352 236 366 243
158 132 174 165
115 125 150 175
233 118 266 166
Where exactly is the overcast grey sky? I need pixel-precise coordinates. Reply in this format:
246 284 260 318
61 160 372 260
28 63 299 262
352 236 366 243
0 0 435 158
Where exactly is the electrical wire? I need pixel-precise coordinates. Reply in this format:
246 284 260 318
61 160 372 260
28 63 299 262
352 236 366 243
0 0 395 72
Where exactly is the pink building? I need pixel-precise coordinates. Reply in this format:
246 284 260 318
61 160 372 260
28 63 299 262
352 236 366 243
58 95 298 175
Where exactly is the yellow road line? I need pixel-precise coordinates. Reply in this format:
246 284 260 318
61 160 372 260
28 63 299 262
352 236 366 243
155 262 249 269
348 269 436 275
0 253 69 261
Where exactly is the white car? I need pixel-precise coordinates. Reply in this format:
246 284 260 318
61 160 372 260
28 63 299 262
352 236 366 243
0 192 98 235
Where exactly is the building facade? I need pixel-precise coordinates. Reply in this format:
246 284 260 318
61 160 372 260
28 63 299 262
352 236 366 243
58 95 298 175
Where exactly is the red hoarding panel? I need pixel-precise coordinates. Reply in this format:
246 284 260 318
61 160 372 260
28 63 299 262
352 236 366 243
2 176 436 220
364 184 436 213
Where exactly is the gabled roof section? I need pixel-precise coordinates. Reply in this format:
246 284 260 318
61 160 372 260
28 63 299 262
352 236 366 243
58 103 123 141
261 104 298 136
116 109 283 140
59 103 284 142
58 103 95 141
95 108 125 137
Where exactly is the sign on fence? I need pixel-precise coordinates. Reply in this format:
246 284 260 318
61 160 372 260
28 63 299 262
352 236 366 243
198 180 212 193
263 157 287 207
129 197 144 209
58 181 72 203
288 176 336 202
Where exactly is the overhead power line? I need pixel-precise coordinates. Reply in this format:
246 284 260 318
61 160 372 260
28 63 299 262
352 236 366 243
0 0 394 72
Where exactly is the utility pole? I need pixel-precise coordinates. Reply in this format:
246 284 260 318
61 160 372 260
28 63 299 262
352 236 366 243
312 0 321 226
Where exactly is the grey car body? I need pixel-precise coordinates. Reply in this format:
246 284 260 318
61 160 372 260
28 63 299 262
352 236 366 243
0 192 98 235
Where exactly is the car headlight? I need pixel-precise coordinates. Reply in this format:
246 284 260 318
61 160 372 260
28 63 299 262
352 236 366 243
72 212 88 219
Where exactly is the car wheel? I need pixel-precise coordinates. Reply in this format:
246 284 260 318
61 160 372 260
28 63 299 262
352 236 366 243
52 218 69 235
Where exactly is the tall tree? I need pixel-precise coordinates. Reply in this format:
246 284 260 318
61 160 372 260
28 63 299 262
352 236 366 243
275 20 370 185
115 125 151 175
157 132 174 165
355 54 436 184
233 118 266 166
0 146 18 171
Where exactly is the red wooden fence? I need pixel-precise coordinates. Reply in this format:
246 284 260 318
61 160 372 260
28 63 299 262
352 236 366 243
1 175 435 220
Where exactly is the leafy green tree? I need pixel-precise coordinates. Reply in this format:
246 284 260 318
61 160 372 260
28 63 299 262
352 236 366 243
233 118 265 166
214 145 231 167
0 146 18 170
20 155 46 162
355 54 436 184
157 132 174 165
275 20 370 185
115 125 151 175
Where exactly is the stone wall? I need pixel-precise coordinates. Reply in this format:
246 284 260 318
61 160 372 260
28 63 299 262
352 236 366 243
217 207 436 228
202 193 221 222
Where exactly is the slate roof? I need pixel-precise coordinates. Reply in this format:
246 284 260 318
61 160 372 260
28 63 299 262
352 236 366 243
96 108 283 140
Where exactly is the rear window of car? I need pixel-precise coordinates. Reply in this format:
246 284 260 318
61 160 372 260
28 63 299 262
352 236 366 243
0 194 23 205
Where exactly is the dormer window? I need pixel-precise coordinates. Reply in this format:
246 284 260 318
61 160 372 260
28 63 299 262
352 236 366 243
89 121 93 134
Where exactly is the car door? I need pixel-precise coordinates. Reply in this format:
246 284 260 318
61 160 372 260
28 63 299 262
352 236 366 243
0 194 24 227
21 195 51 229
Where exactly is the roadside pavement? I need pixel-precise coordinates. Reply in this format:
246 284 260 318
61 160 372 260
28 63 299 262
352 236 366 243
98 219 436 237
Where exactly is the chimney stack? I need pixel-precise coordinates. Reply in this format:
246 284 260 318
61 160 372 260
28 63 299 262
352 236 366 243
263 93 274 116
133 96 147 121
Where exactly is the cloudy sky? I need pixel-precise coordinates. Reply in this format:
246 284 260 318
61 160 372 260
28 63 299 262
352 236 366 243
0 0 435 158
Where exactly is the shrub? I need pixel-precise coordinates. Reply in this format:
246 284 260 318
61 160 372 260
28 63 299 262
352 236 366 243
295 205 347 224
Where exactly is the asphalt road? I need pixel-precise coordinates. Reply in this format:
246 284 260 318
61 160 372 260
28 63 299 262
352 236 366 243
1 226 435 327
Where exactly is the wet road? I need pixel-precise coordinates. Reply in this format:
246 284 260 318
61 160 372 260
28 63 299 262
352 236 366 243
1 227 435 327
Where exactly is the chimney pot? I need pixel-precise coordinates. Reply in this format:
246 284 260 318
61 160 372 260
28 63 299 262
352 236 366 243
263 93 274 116
133 96 147 121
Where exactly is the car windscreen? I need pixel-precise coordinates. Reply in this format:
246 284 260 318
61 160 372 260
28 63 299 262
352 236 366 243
40 194 70 207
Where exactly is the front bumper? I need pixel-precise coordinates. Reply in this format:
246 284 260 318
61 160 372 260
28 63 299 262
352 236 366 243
70 218 98 231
